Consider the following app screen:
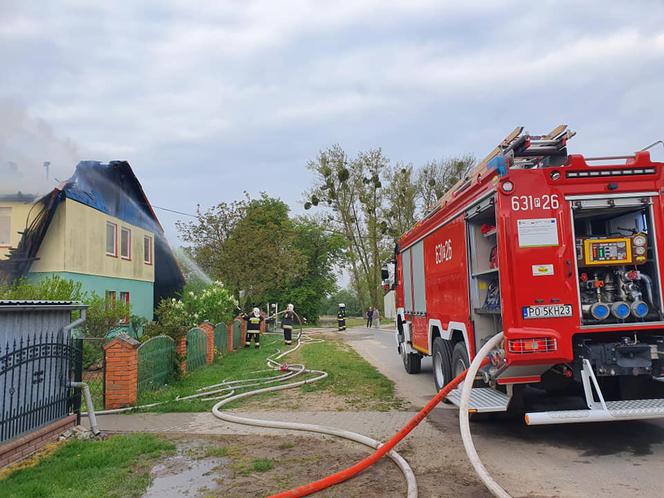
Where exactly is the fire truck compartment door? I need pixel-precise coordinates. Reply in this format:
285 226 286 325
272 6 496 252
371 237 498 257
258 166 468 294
497 172 578 362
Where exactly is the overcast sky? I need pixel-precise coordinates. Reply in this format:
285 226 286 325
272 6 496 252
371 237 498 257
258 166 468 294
2 0 664 244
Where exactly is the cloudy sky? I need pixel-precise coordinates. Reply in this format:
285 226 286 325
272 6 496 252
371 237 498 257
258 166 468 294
1 0 664 242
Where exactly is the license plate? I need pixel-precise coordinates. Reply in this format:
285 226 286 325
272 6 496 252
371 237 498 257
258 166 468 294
522 304 573 319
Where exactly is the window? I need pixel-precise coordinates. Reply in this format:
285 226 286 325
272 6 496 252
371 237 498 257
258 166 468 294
106 222 117 256
144 236 153 265
119 291 130 323
0 207 11 246
120 227 131 259
105 290 116 310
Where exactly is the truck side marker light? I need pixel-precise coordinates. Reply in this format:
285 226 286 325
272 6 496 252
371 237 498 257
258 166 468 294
501 181 514 193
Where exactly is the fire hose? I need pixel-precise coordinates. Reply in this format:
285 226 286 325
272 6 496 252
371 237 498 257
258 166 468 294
89 318 510 497
267 332 509 498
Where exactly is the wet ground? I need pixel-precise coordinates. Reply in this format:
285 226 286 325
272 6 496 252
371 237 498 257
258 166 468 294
344 326 664 498
141 434 420 498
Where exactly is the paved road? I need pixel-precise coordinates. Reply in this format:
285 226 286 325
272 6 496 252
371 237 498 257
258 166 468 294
343 326 664 498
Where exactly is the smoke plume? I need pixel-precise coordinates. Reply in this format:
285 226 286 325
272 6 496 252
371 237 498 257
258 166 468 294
0 100 80 197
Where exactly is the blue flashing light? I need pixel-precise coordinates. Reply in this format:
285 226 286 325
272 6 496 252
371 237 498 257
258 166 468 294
488 156 508 177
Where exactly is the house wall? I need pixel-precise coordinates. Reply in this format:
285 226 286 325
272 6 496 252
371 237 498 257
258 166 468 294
28 272 154 320
0 201 37 259
31 199 155 282
28 199 156 320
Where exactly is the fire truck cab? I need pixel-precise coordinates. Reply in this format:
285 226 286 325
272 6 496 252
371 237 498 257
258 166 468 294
389 126 664 424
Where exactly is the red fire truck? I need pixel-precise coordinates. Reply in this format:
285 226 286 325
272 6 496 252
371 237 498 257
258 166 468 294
389 126 664 424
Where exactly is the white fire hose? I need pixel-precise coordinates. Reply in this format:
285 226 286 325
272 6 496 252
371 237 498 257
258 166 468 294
458 332 511 498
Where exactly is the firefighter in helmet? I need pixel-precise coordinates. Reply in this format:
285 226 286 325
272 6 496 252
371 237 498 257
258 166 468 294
243 307 263 349
337 303 346 331
282 303 295 345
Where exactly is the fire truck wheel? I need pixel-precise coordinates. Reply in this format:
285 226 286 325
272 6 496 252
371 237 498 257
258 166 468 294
402 349 422 374
432 337 453 391
452 341 470 378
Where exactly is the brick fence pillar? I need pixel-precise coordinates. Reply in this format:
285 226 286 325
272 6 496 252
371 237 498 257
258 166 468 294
177 335 187 374
103 334 140 410
199 322 215 364
227 322 233 352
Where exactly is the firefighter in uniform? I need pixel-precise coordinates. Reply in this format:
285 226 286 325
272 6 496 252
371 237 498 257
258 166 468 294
337 303 346 331
243 307 263 349
282 303 295 345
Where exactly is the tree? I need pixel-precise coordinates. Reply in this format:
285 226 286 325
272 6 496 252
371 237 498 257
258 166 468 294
382 163 417 239
177 194 343 322
266 217 345 322
305 145 391 312
321 288 362 316
415 154 475 214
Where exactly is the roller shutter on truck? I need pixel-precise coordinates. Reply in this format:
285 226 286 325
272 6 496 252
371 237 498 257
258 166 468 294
403 249 413 312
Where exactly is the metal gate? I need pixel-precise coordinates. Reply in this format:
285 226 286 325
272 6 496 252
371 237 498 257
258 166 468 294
138 336 175 395
0 331 82 443
214 322 227 355
186 328 208 372
232 319 242 350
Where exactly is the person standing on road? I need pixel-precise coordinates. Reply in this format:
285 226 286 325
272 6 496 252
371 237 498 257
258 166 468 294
243 307 263 349
282 303 295 345
366 306 374 328
373 308 380 328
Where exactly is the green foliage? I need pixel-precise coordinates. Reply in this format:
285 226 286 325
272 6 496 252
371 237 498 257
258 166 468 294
81 294 130 338
0 434 175 498
0 275 84 301
251 458 273 472
177 193 343 323
321 288 362 316
0 275 130 338
146 282 237 341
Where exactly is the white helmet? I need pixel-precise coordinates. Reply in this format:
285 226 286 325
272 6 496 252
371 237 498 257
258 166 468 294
287 303 294 312
253 307 260 317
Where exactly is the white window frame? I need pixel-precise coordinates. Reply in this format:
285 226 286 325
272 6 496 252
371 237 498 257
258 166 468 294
120 227 131 260
106 222 117 257
143 235 153 265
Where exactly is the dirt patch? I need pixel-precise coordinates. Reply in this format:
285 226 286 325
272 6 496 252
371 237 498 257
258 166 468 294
236 388 353 412
152 433 489 498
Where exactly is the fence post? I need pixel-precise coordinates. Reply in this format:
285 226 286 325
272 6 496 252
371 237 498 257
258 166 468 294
103 334 140 410
176 336 187 374
199 322 215 364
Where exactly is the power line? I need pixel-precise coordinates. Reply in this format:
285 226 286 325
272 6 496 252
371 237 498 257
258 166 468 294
152 205 198 218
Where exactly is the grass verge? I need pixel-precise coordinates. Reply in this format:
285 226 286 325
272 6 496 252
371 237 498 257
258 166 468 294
0 434 174 498
137 331 403 412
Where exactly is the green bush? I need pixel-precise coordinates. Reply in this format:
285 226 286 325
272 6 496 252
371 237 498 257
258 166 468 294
145 281 237 341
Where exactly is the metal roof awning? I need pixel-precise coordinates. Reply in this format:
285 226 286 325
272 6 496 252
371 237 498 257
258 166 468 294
0 300 88 311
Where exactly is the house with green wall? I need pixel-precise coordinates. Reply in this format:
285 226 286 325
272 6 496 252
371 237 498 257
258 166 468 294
0 161 185 320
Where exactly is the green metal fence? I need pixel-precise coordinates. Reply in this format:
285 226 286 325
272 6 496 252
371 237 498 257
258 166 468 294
186 328 208 372
232 319 242 350
137 335 175 395
214 322 227 354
